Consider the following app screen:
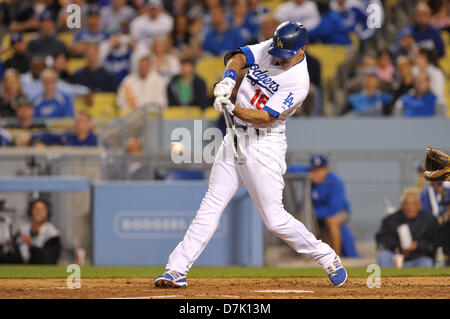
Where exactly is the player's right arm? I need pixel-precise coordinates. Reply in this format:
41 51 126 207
214 52 247 99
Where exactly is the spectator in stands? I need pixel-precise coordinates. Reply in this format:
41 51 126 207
342 68 392 116
228 0 259 44
71 6 109 57
430 0 450 30
308 8 352 45
392 27 418 60
100 0 136 34
53 52 71 82
397 2 445 58
129 0 174 46
125 137 153 180
387 56 415 115
150 35 181 80
5 96 47 146
376 49 394 84
0 68 24 118
32 68 74 119
298 154 357 257
0 198 61 264
117 55 167 115
8 0 51 33
71 43 119 92
412 48 445 100
273 0 320 31
99 32 134 83
185 18 205 60
4 33 30 74
167 57 207 110
297 54 322 116
164 0 203 20
346 55 391 95
0 117 13 146
34 111 97 146
392 71 446 117
248 0 269 33
203 5 246 56
376 191 437 267
20 56 47 100
27 10 68 60
22 55 92 102
330 0 379 42
171 14 191 55
420 181 450 218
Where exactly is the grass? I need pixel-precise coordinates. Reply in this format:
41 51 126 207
0 265 449 279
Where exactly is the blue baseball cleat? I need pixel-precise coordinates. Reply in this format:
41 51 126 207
325 256 348 287
154 270 188 288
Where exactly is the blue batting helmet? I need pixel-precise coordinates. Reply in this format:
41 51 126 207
268 21 308 59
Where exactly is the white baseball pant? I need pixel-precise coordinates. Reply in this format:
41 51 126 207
166 130 337 274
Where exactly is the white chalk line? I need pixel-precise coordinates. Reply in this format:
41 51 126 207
106 295 181 299
252 289 315 293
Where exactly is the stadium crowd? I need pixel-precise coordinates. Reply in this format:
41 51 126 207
0 0 448 147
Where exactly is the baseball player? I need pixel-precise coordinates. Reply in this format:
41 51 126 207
155 21 347 288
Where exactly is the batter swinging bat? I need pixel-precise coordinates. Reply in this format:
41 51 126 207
222 105 246 164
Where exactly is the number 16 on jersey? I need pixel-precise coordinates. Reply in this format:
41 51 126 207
250 89 269 109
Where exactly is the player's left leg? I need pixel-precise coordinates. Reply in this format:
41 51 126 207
237 132 347 286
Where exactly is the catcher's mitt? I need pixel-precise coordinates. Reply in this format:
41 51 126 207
424 146 450 182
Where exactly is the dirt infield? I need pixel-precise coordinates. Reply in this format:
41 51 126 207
0 277 449 299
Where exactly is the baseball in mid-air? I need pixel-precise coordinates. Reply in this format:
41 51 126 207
170 142 184 155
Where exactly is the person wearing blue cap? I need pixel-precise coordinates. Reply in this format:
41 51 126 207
308 154 358 257
72 6 110 57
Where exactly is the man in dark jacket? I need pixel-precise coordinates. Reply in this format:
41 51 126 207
4 33 30 74
376 191 438 267
167 57 207 110
71 43 119 93
27 11 68 59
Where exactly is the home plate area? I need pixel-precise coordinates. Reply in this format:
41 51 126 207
0 277 449 299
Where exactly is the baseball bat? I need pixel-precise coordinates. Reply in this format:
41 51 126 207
223 105 246 164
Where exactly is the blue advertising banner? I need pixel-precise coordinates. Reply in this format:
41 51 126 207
92 181 264 266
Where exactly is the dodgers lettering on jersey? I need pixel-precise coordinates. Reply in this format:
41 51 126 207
236 39 310 130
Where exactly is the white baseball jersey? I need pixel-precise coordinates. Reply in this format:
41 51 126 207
235 39 310 131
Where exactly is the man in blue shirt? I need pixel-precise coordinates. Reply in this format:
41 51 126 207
307 154 357 257
34 112 97 146
393 71 446 117
72 6 109 57
342 68 392 116
308 9 352 45
32 69 74 119
289 155 358 257
203 5 246 56
397 2 445 58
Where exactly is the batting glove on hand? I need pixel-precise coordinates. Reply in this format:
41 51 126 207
214 96 235 114
214 77 236 99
